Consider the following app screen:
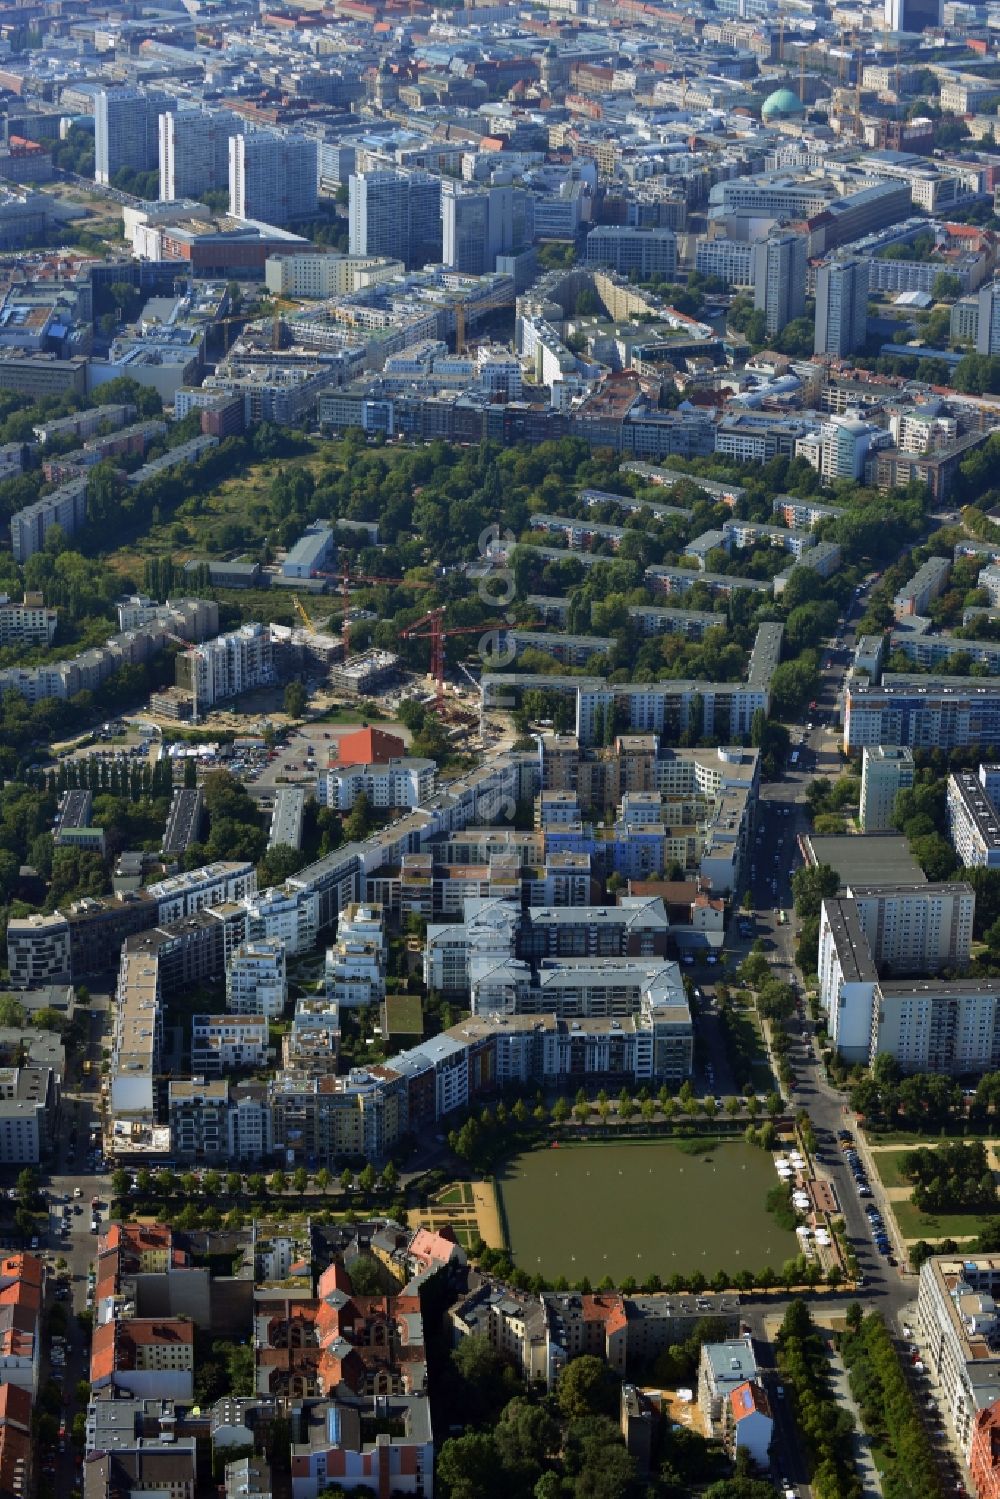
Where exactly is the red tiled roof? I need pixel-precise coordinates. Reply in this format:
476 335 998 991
332 726 406 767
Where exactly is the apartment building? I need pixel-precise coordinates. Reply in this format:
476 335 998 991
0 594 56 647
971 1399 1000 1499
451 1285 740 1391
893 556 951 619
859 745 914 832
324 904 386 1009
318 758 436 812
844 677 1000 755
771 496 845 530
0 1254 42 1396
191 1015 268 1075
948 769 1000 869
698 1336 759 1435
0 1066 59 1164
10 476 87 562
226 940 287 1019
184 623 274 709
818 883 977 1065
90 1316 195 1400
168 1078 229 1161
694 236 754 287
917 1254 1000 1458
722 520 814 557
159 108 245 202
889 633 1000 675
109 945 162 1133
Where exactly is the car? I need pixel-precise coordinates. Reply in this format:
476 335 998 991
775 1385 785 1399
705 954 718 965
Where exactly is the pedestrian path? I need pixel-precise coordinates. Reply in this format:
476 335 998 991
827 1346 884 1499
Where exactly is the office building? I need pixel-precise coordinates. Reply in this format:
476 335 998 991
814 257 869 357
752 232 807 338
441 184 533 275
96 89 173 186
160 109 246 202
694 237 754 288
585 227 677 280
229 133 317 226
348 171 442 271
859 745 914 832
884 0 943 29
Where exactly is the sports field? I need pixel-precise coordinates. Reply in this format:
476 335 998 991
496 1138 796 1282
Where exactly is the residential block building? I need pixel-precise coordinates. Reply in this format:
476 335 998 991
844 677 1000 755
859 745 914 832
917 1254 1000 1458
948 768 1000 870
226 940 288 1019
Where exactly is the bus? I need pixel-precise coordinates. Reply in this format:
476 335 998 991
778 910 787 926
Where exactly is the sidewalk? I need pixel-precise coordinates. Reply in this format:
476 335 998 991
827 1346 884 1499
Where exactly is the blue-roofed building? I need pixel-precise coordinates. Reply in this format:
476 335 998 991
283 523 335 580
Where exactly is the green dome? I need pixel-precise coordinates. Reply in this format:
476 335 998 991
762 87 805 119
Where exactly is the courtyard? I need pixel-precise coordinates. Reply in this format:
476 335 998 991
495 1138 798 1282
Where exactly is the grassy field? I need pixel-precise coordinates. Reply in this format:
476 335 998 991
867 1150 916 1190
496 1138 796 1281
891 1200 991 1242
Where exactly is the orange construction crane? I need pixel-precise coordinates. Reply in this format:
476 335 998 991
401 607 537 712
334 568 433 656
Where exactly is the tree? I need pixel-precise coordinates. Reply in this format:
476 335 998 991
494 1397 559 1483
436 1433 503 1499
283 679 307 719
0 995 24 1027
268 1170 287 1195
344 791 373 842
792 862 840 921
347 1255 383 1294
358 1163 377 1193
557 1355 620 1420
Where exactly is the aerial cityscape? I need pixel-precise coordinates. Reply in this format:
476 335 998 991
4 0 1000 1495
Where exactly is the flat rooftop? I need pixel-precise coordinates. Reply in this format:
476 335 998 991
804 833 926 888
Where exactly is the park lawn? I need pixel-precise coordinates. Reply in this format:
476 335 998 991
433 1185 466 1207
891 1198 993 1242
868 1149 917 1190
497 1137 797 1281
